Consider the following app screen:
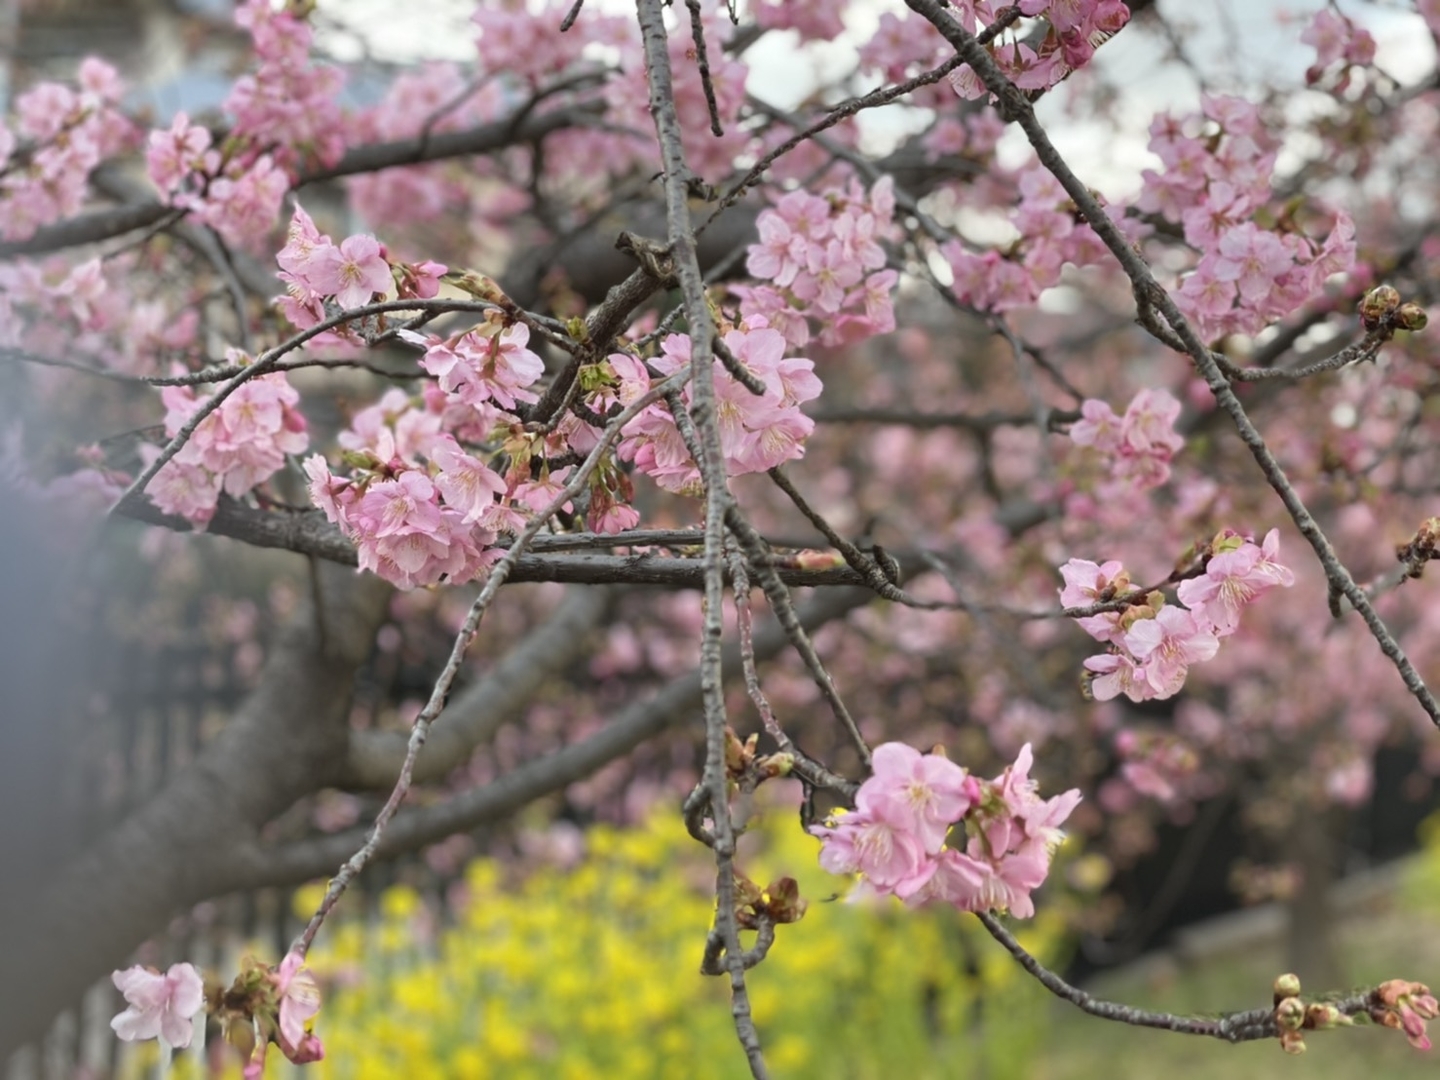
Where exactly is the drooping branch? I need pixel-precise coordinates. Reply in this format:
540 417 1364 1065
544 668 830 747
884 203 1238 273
636 1 768 1072
974 912 1379 1044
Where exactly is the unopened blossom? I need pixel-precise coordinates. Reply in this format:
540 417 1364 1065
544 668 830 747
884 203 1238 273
110 963 205 1047
1374 980 1439 1051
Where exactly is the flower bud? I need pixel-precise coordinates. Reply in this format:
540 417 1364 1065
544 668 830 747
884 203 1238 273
1274 972 1303 1003
1359 285 1401 329
1304 1003 1351 1029
1275 995 1307 1031
1395 303 1428 332
762 877 808 924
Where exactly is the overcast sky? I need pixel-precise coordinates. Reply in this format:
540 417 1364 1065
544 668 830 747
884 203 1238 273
312 0 1438 196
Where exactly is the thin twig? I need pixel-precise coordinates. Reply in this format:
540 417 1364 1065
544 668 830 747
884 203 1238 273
974 912 1376 1042
636 1 767 1073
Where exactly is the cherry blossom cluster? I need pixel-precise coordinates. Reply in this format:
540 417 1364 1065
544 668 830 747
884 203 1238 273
750 0 846 40
1374 980 1440 1053
1103 728 1203 810
474 2 630 88
144 1 343 249
1067 388 1185 495
0 59 132 242
1136 95 1357 340
275 204 445 329
0 252 200 377
228 0 345 172
305 391 511 591
942 164 1111 313
609 320 821 493
110 953 324 1077
1300 8 1376 89
948 0 1130 101
812 742 1081 919
738 177 900 348
345 63 508 230
146 368 308 528
1063 528 1296 703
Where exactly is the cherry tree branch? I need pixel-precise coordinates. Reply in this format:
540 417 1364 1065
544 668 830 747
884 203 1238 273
0 101 606 258
636 1 769 1073
117 494 874 587
974 912 1379 1042
342 585 617 789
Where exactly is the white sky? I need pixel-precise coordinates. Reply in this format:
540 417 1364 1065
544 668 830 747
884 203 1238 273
313 0 1439 198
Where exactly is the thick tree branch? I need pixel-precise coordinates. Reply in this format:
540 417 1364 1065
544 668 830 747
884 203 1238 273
118 498 872 587
0 563 391 1061
233 584 875 888
0 102 604 259
342 585 615 789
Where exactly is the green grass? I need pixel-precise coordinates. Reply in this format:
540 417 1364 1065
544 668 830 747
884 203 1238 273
1035 895 1440 1079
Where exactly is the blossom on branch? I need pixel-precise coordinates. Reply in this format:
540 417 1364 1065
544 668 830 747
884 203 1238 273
110 963 205 1048
813 742 1079 919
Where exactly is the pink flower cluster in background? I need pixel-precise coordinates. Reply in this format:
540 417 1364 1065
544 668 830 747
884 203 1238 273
0 58 133 242
1137 95 1357 340
611 321 821 493
146 369 308 528
947 0 1130 101
1068 388 1185 494
345 63 507 230
738 177 900 348
144 1 344 249
1064 528 1295 703
1300 8 1376 88
812 742 1081 919
942 164 1111 313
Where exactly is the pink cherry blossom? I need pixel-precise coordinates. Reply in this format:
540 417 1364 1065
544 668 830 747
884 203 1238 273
812 803 928 890
306 234 392 310
1176 528 1296 635
273 951 321 1053
110 963 205 1047
1084 651 1153 703
861 743 977 852
1057 557 1128 608
1124 606 1220 699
